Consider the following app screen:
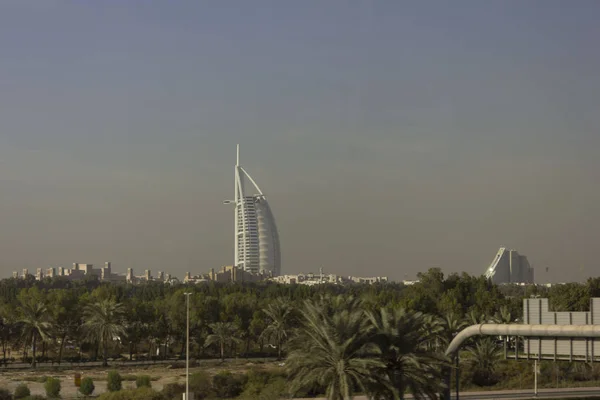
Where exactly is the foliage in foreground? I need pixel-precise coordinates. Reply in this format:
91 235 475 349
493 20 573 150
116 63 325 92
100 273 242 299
286 296 399 399
135 375 151 388
79 377 95 396
97 387 165 400
0 388 10 400
13 383 30 399
44 377 61 398
107 370 123 392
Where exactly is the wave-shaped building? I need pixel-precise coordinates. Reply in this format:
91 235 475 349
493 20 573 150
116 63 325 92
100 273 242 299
484 247 534 284
223 145 281 276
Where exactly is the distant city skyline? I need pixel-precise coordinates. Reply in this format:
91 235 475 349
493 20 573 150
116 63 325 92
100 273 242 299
1 1 599 282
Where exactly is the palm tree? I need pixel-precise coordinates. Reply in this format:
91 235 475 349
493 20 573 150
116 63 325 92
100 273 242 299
18 302 52 368
260 299 293 360
436 312 468 399
466 309 489 326
0 302 18 367
367 308 447 400
82 299 126 367
314 294 363 316
437 312 467 349
286 299 394 400
204 322 240 361
420 314 444 353
465 338 502 386
492 305 513 357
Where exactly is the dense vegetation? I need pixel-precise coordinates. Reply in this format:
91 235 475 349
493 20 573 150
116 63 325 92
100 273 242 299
2 269 600 399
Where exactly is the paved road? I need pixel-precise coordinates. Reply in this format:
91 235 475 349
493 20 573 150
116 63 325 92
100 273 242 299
1 356 278 370
297 387 600 400
447 387 600 399
2 359 173 369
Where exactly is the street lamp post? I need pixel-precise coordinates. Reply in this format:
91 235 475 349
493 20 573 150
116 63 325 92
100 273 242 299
184 292 192 400
534 359 538 397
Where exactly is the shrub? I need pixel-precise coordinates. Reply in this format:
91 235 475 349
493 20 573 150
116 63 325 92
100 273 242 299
240 369 287 400
212 371 244 398
189 371 212 399
241 369 271 395
135 375 151 388
97 387 165 400
79 377 95 396
258 377 287 400
22 396 45 400
0 387 12 400
161 382 184 399
44 377 61 398
13 384 30 399
107 370 122 392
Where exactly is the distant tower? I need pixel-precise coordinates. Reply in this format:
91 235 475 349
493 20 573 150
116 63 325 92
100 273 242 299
484 247 534 284
101 262 112 281
126 268 134 283
320 267 324 282
223 145 281 276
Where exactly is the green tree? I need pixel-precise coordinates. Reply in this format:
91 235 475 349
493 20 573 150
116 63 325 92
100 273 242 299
286 299 393 400
435 311 467 398
549 283 589 312
399 268 445 314
465 309 488 325
47 289 81 365
0 301 18 366
83 299 126 367
151 299 177 360
18 301 52 368
248 310 267 353
437 312 467 350
220 293 255 337
492 305 514 358
260 298 293 360
204 322 240 361
123 299 153 361
367 308 447 399
165 289 204 358
465 338 502 386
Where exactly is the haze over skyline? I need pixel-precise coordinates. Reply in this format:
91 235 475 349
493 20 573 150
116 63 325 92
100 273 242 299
1 1 599 282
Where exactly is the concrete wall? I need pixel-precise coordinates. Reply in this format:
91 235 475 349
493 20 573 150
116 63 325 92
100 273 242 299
523 298 600 361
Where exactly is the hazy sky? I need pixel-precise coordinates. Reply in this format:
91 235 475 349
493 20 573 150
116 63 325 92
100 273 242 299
1 1 599 282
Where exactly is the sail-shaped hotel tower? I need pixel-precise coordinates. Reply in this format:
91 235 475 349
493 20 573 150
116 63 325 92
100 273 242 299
223 145 281 276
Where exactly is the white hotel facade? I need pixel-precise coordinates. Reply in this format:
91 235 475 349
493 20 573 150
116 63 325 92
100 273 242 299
223 145 281 276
